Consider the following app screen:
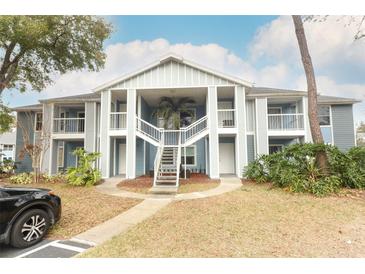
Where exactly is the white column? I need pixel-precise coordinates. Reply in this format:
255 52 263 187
207 86 219 179
235 86 247 178
100 90 111 178
84 102 96 153
302 96 312 143
255 97 269 155
126 89 136 179
42 103 53 175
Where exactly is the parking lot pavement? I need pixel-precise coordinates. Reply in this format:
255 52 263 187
0 239 94 258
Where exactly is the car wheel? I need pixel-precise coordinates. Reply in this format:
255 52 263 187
10 209 50 248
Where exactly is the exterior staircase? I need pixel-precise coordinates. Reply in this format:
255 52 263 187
156 147 179 186
135 115 208 188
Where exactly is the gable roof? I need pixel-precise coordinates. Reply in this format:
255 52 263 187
247 86 360 104
39 92 100 103
93 53 253 92
11 104 43 111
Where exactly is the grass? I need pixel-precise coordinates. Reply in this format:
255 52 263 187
177 181 219 193
81 182 365 258
2 181 140 239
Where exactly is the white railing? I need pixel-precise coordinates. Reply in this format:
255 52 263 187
175 134 182 186
218 109 235 128
53 118 85 133
110 112 127 129
163 130 181 146
153 137 164 187
181 116 208 144
136 116 163 143
268 113 304 131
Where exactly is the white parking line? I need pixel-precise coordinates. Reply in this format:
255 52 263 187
70 237 96 247
15 240 59 258
50 242 85 253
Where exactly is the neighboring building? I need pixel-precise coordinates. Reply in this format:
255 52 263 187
12 54 360 186
0 129 16 162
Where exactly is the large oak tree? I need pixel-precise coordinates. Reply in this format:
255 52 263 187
0 16 112 94
0 16 112 132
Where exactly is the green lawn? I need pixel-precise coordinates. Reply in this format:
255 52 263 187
80 182 365 257
1 181 140 239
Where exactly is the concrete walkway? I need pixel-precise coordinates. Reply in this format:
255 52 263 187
96 176 242 201
73 198 172 245
74 176 241 247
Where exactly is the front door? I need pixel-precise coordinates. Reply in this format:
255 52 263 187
219 143 235 174
118 143 126 174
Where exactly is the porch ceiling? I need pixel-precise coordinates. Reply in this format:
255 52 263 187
139 87 207 106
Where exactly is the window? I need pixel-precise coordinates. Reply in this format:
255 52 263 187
157 108 196 129
3 145 13 151
77 112 85 132
268 107 282 115
269 144 283 154
35 112 43 131
57 142 64 168
318 106 331 126
181 146 196 166
180 108 196 127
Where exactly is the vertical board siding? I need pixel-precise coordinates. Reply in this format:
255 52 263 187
331 104 355 151
136 137 145 176
247 135 255 163
255 98 269 155
85 102 96 153
111 60 235 89
246 100 256 132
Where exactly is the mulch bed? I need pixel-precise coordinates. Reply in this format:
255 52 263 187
118 173 220 190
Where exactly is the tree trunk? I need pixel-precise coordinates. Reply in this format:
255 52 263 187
292 15 328 173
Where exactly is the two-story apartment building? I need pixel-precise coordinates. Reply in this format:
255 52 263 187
13 54 358 187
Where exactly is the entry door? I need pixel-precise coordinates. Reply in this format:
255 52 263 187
118 144 126 174
219 143 235 174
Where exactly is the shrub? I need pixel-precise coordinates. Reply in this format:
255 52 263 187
9 172 66 185
9 173 33 184
243 143 365 196
0 159 16 174
66 148 101 186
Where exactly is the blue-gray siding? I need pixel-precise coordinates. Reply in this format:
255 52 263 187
64 141 84 168
136 137 145 176
331 104 355 151
15 112 35 173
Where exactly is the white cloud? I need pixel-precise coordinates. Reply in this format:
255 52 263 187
7 16 363 123
250 16 365 69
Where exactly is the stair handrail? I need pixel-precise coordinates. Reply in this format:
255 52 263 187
136 116 163 143
136 115 208 146
175 133 182 186
181 115 208 144
153 134 164 187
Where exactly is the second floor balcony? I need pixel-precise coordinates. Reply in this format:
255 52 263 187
217 109 235 128
268 113 304 131
53 118 85 134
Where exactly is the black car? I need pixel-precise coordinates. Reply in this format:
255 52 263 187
0 186 61 248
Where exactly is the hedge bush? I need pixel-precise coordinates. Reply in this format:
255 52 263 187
9 172 67 185
66 148 101 186
244 143 365 196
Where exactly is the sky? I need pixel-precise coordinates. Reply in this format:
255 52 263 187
3 15 365 125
